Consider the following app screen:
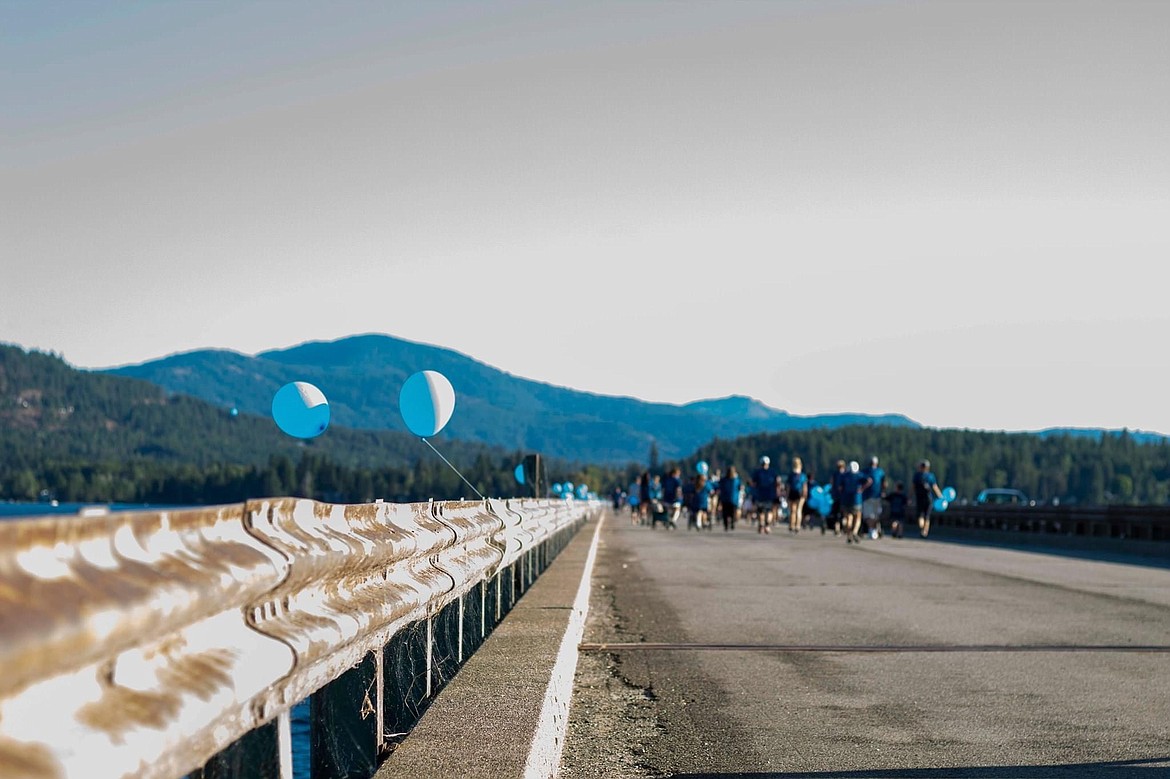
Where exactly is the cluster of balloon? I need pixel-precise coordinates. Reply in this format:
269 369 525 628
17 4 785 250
934 486 958 513
399 370 456 438
552 482 579 499
575 483 589 500
696 460 709 476
271 381 330 439
809 485 833 516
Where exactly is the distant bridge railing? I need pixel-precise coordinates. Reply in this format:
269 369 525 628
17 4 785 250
0 496 598 779
933 503 1170 544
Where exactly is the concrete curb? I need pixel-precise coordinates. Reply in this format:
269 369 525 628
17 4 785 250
375 513 606 778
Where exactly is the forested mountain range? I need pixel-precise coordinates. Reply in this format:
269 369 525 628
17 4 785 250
101 333 918 463
4 340 1170 508
0 344 543 504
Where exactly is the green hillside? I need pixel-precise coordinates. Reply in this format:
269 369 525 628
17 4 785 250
0 344 544 504
103 333 919 463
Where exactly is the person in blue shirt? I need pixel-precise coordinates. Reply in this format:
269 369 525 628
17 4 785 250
786 457 809 534
885 482 910 538
661 467 683 529
638 471 651 525
718 466 742 531
913 460 943 537
861 456 886 539
751 456 780 534
840 460 866 543
827 459 847 536
689 474 714 531
707 470 721 519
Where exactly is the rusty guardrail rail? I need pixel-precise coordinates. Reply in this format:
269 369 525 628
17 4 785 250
0 496 598 779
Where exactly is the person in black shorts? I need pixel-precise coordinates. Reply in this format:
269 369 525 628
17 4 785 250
719 466 742 531
885 482 909 538
912 460 943 537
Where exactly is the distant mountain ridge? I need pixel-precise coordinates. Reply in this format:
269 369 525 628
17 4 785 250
103 333 919 464
1036 427 1169 445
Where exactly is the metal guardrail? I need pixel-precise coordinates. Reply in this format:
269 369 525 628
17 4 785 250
934 504 1170 542
0 496 597 779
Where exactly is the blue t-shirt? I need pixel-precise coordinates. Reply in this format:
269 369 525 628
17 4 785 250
752 467 778 502
691 481 713 510
912 470 937 501
662 475 682 503
862 467 884 500
787 471 808 496
830 469 847 500
719 475 741 505
839 471 865 506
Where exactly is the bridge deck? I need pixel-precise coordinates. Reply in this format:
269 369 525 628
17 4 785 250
560 512 1170 778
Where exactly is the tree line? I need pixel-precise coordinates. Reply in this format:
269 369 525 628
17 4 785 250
666 425 1170 505
0 451 617 506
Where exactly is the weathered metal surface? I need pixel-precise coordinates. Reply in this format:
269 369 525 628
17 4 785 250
0 497 597 779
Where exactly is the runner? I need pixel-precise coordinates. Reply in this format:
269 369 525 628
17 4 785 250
638 471 651 525
827 459 847 536
751 456 779 534
786 457 808 534
718 466 742 531
690 474 713 531
913 460 944 537
885 482 910 538
861 455 886 539
662 467 683 530
841 460 865 543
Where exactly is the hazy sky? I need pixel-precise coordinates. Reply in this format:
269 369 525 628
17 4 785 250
3 1 1168 434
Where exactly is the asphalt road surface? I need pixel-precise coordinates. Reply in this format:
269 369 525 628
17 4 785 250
559 512 1170 779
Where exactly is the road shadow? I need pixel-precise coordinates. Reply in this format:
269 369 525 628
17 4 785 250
668 756 1170 778
923 532 1170 571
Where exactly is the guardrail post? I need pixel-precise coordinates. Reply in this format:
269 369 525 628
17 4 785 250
431 599 462 694
381 621 429 750
192 717 283 779
310 650 379 779
462 581 486 658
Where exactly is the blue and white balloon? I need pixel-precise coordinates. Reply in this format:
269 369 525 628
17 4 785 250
514 463 526 485
399 370 456 437
696 460 709 476
942 487 957 503
271 382 330 439
552 482 565 496
933 497 950 513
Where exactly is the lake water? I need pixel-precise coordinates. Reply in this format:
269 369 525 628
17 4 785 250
0 502 194 520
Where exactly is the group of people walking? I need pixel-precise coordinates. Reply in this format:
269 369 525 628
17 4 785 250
613 455 945 541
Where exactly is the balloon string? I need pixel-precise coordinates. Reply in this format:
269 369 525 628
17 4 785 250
421 438 486 500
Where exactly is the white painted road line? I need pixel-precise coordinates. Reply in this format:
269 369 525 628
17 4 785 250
523 513 606 779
